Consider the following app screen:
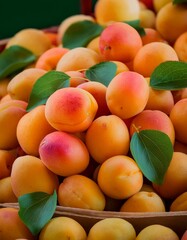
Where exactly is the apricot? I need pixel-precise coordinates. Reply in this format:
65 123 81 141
39 216 87 240
120 191 166 212
39 131 90 177
170 98 187 145
85 115 130 164
87 218 136 240
170 192 187 211
57 14 95 44
139 9 156 28
6 28 52 56
133 42 179 77
0 208 35 240
153 152 187 199
17 105 55 156
94 0 140 26
155 2 187 44
58 174 106 210
0 94 12 103
77 81 110 118
174 141 187 155
86 36 103 58
10 155 59 198
97 155 143 199
45 87 98 133
111 60 129 74
65 70 89 87
0 177 17 203
99 22 143 63
0 78 10 99
136 224 179 240
181 230 187 240
0 149 18 179
141 28 166 45
7 68 47 102
106 71 149 119
56 47 101 72
153 0 172 12
0 99 27 150
174 31 187 62
130 109 175 145
35 47 69 71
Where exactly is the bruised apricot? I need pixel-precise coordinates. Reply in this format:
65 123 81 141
45 87 98 133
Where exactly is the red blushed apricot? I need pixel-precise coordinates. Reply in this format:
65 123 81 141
170 98 187 145
35 47 69 71
77 81 110 118
97 155 143 199
99 22 142 63
11 155 59 198
0 208 36 240
45 87 98 133
0 99 27 150
85 115 130 164
58 174 106 210
39 131 90 177
106 71 149 119
130 109 175 145
16 105 55 157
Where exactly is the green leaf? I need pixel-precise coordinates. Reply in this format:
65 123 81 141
124 20 146 36
18 190 57 236
62 20 104 49
173 0 187 4
85 61 117 86
130 129 173 184
150 61 187 90
0 45 36 79
27 70 70 111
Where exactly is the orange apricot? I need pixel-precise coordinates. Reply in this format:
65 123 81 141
45 87 98 133
106 71 149 119
35 47 69 71
141 28 166 45
152 152 187 199
97 155 143 199
174 31 187 62
99 22 143 63
16 105 55 156
65 70 89 87
85 115 130 164
111 61 129 74
130 109 175 145
0 78 10 99
170 98 187 144
77 81 110 118
39 131 90 177
58 174 106 210
139 9 156 28
133 42 179 77
170 192 187 211
0 177 17 203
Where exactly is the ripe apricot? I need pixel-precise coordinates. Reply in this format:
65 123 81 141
16 105 55 156
155 2 187 44
174 31 187 62
0 78 9 99
120 191 166 212
7 68 47 102
0 208 35 240
87 218 136 240
97 155 143 199
6 28 52 57
39 216 87 240
56 47 101 72
136 224 179 240
133 42 179 77
77 81 110 118
130 109 175 145
65 70 89 87
99 22 142 63
141 28 166 45
0 149 17 179
58 174 106 210
0 177 17 203
39 131 90 177
0 99 27 150
170 192 187 211
45 87 98 133
139 9 156 28
111 61 129 74
153 0 172 12
35 47 69 70
170 98 187 145
11 155 59 198
106 71 149 119
153 152 187 199
94 0 140 26
85 115 130 164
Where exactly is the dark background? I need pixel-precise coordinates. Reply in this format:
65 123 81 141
0 0 97 39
